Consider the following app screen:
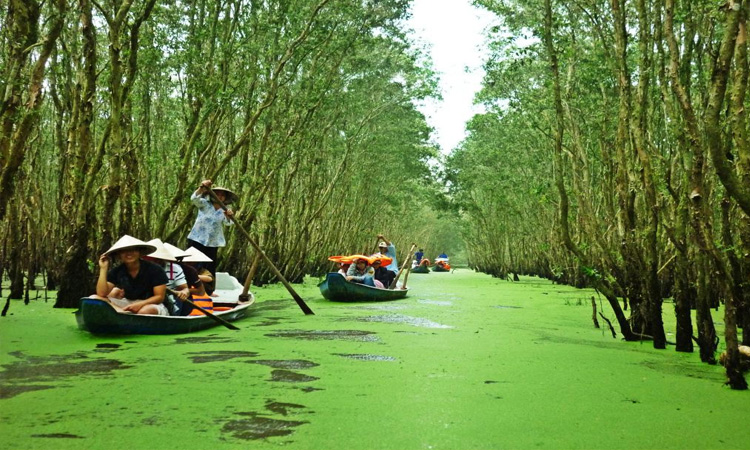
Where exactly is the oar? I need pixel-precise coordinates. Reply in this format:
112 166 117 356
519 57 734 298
167 288 240 330
400 245 418 289
389 243 417 289
202 185 315 315
239 252 261 302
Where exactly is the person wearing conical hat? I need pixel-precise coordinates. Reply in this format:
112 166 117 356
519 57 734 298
93 235 170 316
187 179 237 280
182 246 216 295
144 239 191 315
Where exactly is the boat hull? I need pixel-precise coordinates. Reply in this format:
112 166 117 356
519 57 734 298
318 273 408 302
432 265 450 272
75 298 253 335
411 265 430 273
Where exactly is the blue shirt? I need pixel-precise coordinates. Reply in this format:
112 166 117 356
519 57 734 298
187 192 233 247
414 251 424 262
384 244 398 273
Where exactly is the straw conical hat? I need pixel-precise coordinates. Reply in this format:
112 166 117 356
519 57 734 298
182 246 213 263
144 239 180 262
208 186 238 205
105 235 156 256
163 242 190 260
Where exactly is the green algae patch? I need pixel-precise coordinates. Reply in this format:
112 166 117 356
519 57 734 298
1 271 748 450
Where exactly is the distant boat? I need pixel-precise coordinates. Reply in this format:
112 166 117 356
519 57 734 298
75 273 253 335
411 264 430 273
318 273 409 302
432 260 451 272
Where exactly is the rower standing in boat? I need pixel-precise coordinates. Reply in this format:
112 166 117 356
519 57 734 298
376 235 398 288
187 179 237 282
92 235 169 316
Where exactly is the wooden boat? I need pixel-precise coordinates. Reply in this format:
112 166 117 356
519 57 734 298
75 273 254 335
318 273 409 302
411 264 430 274
432 263 450 272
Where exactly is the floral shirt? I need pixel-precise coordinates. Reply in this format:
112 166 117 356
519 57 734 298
187 192 233 247
346 263 375 282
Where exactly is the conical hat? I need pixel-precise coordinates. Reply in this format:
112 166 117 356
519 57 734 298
105 235 156 256
182 246 213 263
211 187 238 205
163 242 190 260
144 239 180 262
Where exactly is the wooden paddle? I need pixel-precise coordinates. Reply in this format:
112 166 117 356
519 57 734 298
400 244 418 289
167 288 240 330
202 185 315 315
389 243 417 289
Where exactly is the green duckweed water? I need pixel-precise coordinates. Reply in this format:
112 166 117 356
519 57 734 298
1 270 747 450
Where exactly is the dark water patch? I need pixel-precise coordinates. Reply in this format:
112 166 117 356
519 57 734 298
269 369 319 383
125 341 138 344
333 353 396 362
187 351 259 364
95 343 121 349
417 299 453 306
1 353 129 381
299 386 323 393
257 317 284 327
253 299 292 312
0 384 56 399
357 314 453 329
640 360 723 381
221 413 307 440
484 380 498 384
492 305 522 309
265 401 306 416
249 360 319 370
31 433 84 439
265 330 379 342
174 335 236 345
1 352 131 399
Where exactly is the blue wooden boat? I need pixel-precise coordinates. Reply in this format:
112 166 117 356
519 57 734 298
75 298 253 335
76 273 253 335
318 273 409 302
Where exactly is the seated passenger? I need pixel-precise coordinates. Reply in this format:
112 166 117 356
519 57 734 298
164 242 213 316
92 235 169 316
370 253 394 288
143 239 192 315
346 256 376 287
370 259 386 288
182 246 216 295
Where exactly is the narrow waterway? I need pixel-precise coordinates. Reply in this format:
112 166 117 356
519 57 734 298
0 269 747 450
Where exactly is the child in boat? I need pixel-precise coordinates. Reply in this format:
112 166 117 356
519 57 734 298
346 256 376 287
92 235 169 316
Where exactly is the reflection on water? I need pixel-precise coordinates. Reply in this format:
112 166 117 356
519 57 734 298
357 314 453 329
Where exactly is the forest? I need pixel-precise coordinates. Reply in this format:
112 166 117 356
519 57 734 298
1 0 749 390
